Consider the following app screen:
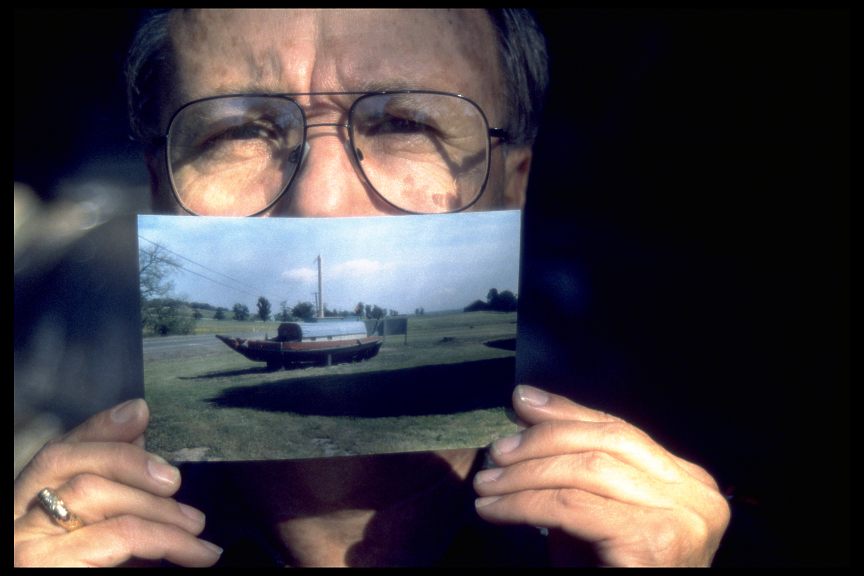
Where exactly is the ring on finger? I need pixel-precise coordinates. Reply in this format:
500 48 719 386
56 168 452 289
37 488 84 532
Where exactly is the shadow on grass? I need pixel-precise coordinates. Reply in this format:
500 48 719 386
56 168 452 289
179 366 275 379
207 357 516 417
484 337 516 351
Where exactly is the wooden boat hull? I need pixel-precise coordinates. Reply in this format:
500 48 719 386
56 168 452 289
216 334 384 369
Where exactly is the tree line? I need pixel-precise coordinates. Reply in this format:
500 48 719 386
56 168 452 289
463 288 518 312
139 245 399 336
140 245 514 337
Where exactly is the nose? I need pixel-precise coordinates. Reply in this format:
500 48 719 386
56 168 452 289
270 126 397 217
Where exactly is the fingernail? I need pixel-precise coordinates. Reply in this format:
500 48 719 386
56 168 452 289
111 398 144 424
475 496 502 508
517 385 549 407
199 539 223 557
492 433 522 456
474 467 504 484
147 456 180 486
179 502 206 525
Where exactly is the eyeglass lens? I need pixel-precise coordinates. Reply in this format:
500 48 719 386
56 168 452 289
167 93 491 216
168 97 305 216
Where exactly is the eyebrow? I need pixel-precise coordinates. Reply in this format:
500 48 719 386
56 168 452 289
351 79 434 94
191 82 443 100
181 46 441 101
255 81 438 95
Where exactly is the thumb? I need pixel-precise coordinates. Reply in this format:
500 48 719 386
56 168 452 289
511 385 622 427
61 398 150 444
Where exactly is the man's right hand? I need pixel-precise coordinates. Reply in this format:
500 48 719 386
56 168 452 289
13 399 223 567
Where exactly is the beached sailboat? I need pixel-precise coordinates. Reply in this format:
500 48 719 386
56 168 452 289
215 255 384 370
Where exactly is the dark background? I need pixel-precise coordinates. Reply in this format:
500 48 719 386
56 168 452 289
14 9 849 566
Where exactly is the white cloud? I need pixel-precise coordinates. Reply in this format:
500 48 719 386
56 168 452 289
330 259 389 278
282 267 317 282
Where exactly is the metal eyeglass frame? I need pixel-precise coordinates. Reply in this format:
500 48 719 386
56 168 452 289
159 90 510 216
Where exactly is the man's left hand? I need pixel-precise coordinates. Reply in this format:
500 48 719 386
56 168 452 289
473 385 730 567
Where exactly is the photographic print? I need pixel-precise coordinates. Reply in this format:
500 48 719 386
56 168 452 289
139 212 522 462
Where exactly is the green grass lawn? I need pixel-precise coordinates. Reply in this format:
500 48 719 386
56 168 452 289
145 311 520 462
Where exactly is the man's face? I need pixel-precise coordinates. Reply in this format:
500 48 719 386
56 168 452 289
150 9 531 216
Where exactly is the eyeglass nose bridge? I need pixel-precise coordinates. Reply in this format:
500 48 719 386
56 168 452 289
305 121 350 130
301 117 358 146
301 120 356 156
295 120 370 179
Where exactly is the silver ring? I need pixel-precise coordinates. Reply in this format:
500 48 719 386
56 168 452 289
37 488 84 531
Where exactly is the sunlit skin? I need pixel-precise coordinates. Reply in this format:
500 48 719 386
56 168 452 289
13 9 729 567
174 158 287 216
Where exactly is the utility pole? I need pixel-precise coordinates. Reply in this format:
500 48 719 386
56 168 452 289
317 254 324 318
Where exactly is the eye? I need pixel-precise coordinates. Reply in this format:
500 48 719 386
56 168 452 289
371 116 428 135
190 119 283 164
360 112 440 138
202 120 278 147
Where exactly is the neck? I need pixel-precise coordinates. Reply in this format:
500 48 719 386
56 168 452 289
233 448 480 567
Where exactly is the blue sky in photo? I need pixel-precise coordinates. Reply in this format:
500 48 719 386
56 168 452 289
138 211 522 314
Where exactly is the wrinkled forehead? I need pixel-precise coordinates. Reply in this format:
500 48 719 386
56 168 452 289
164 9 505 124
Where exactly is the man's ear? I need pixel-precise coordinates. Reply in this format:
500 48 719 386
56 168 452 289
502 146 532 209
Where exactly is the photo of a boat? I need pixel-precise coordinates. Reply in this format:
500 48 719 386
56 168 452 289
215 254 385 369
216 320 384 370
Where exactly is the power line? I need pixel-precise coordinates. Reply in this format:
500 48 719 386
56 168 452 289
138 234 260 299
173 261 259 299
138 234 256 291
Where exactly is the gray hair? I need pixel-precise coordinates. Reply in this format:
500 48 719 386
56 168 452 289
486 9 549 146
125 9 172 144
125 9 549 146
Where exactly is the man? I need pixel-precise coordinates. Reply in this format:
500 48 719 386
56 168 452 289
13 9 729 566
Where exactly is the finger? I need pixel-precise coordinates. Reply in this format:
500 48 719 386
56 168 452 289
474 488 715 567
60 398 150 445
474 453 678 509
474 486 644 545
511 385 624 426
511 386 721 490
14 516 223 568
14 442 181 518
488 419 686 484
16 474 205 537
